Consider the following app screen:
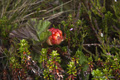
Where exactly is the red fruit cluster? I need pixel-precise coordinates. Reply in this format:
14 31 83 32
47 28 64 45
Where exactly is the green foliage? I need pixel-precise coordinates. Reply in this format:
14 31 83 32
10 39 30 69
9 19 51 45
10 56 21 69
75 49 88 64
39 48 48 65
30 19 51 42
43 50 61 80
19 39 31 64
91 0 106 17
92 69 106 80
61 14 87 49
19 39 30 53
0 16 10 37
75 49 90 80
1 0 120 80
67 59 77 76
0 16 17 46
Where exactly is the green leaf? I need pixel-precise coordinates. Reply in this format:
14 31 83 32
30 19 51 42
10 19 51 43
39 30 51 42
75 49 88 64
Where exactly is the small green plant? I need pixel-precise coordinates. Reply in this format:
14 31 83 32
66 58 77 80
39 48 48 68
92 69 107 80
9 39 31 79
10 39 30 69
19 39 31 64
43 50 63 80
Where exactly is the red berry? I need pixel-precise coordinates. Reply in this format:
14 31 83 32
47 28 64 45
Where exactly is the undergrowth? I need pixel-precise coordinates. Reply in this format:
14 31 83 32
0 0 120 80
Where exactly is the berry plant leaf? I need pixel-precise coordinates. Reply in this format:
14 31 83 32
9 19 51 43
29 19 51 42
39 30 51 42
